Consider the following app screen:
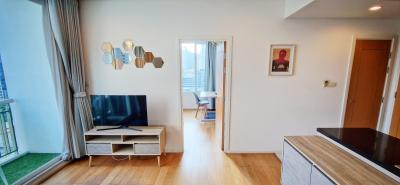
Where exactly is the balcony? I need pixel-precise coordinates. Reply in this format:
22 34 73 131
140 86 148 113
0 99 62 185
0 100 17 158
0 1 66 183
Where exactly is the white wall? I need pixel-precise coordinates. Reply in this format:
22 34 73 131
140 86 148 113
182 92 197 109
0 1 64 153
80 0 400 153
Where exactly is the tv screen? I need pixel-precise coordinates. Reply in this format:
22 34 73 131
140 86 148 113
91 95 148 126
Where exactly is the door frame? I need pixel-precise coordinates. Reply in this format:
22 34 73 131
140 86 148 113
340 34 398 130
177 36 233 152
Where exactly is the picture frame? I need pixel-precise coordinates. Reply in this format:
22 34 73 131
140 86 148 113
269 44 296 76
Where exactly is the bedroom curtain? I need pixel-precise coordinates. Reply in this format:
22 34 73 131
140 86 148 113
43 0 93 159
206 42 217 109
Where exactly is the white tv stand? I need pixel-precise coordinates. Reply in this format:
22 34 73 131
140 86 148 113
84 126 166 167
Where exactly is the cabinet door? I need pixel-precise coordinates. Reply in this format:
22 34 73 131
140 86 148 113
310 166 335 185
282 141 312 185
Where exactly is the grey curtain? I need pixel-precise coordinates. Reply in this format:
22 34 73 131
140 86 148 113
206 42 217 109
43 0 93 159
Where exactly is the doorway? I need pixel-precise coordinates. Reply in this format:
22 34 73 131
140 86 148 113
343 39 393 129
179 38 231 152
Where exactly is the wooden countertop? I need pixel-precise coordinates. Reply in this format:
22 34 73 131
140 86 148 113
317 128 400 176
285 136 399 185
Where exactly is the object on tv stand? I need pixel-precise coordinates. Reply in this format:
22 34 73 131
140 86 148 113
96 114 143 132
97 125 142 132
91 95 148 129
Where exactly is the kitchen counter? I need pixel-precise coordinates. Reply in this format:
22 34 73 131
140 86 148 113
284 136 398 184
317 128 400 178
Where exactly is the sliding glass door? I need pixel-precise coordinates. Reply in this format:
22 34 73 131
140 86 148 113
0 101 17 158
0 2 65 183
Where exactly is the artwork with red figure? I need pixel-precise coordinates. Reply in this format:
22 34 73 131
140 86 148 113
272 49 290 72
269 45 295 75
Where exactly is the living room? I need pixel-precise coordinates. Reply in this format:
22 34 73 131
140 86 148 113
0 0 400 184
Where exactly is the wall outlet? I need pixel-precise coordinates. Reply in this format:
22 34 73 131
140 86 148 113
323 80 337 88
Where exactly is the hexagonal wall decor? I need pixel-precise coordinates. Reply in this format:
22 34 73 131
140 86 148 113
152 57 164 68
112 59 123 70
101 40 165 69
114 48 123 59
134 46 145 58
122 39 134 52
102 53 113 64
135 58 146 68
122 54 133 64
144 52 154 63
101 42 113 53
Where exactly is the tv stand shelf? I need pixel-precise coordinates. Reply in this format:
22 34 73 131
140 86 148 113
84 126 166 167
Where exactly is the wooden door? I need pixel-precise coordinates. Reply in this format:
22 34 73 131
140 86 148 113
215 42 226 150
344 40 392 129
390 80 400 139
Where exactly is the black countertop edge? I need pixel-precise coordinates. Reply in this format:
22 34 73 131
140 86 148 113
317 128 400 178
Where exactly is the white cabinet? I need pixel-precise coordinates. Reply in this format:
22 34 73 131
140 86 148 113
311 166 335 185
282 141 336 185
282 141 312 185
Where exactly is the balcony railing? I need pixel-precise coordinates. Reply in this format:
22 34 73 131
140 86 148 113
0 99 17 158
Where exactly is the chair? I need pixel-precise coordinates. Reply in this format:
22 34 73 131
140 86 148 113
193 92 209 118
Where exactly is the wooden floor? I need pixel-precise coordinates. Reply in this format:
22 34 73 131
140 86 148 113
43 110 281 185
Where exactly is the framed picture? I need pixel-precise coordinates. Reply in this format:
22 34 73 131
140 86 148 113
269 44 296 76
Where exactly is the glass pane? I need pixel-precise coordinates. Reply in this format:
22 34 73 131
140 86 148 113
0 55 8 99
0 103 17 157
196 42 207 92
0 3 64 183
181 43 196 92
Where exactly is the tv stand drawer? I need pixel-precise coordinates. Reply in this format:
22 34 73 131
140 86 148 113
87 143 112 154
134 143 159 154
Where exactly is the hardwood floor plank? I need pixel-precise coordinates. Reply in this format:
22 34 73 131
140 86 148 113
43 111 281 185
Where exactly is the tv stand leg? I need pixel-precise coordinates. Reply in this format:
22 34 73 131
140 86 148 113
88 156 93 167
157 156 161 167
129 155 131 160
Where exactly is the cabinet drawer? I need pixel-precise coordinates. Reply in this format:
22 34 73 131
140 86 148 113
282 141 312 185
134 143 160 154
86 143 112 154
311 166 335 185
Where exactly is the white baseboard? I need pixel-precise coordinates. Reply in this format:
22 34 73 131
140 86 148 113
165 147 183 153
227 150 279 154
275 152 283 161
225 150 282 162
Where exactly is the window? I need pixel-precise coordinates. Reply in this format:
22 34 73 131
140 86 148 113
181 41 207 92
0 55 17 158
0 55 8 99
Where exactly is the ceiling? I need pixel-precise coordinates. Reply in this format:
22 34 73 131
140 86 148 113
285 0 400 19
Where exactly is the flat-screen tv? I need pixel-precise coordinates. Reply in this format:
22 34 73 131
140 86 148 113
91 95 148 127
